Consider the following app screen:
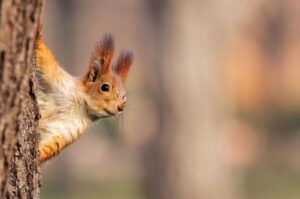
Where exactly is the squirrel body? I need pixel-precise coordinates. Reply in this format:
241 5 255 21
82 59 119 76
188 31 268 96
35 30 133 162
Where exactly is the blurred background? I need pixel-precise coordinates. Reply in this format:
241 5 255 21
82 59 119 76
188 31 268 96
40 0 300 199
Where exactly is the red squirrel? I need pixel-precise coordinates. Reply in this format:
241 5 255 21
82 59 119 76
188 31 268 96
35 27 133 162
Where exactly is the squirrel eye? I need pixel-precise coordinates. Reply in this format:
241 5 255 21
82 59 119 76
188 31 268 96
100 83 110 92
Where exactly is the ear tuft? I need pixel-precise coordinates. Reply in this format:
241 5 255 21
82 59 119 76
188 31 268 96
89 33 115 73
114 51 134 81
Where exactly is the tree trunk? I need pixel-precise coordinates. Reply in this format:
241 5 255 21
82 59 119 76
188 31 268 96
0 0 43 198
144 0 262 198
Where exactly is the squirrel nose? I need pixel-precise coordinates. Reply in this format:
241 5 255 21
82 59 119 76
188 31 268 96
118 102 125 112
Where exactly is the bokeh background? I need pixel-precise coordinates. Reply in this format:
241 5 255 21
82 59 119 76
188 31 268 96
40 0 300 199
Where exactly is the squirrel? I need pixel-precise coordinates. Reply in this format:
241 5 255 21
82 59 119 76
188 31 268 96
35 27 133 163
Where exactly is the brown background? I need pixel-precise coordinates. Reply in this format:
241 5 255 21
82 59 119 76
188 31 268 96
40 0 300 199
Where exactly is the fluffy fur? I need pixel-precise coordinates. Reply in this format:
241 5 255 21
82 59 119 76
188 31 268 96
35 32 133 162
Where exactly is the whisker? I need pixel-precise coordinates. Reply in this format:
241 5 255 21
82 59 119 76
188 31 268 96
121 110 137 134
108 117 120 140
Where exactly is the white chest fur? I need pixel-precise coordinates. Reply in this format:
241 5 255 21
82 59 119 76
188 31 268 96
37 75 92 147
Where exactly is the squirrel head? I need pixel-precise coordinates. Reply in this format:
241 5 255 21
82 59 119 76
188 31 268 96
82 34 133 119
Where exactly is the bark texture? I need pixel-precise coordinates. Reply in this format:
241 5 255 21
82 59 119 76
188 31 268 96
0 0 43 198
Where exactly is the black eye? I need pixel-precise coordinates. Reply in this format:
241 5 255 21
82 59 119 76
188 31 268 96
100 83 110 92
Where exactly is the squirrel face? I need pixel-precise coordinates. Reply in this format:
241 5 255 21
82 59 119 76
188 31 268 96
83 71 128 118
82 34 133 119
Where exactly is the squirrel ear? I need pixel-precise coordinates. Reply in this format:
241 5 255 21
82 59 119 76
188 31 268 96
88 34 114 75
86 66 99 82
114 51 133 81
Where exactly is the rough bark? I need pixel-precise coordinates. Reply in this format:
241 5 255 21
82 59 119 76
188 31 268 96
0 0 43 198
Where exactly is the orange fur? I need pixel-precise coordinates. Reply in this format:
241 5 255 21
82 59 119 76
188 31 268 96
35 28 133 163
35 34 68 86
89 33 114 74
39 135 65 162
115 51 133 81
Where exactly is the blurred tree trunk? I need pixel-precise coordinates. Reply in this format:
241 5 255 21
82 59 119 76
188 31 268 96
144 0 262 199
0 0 43 198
